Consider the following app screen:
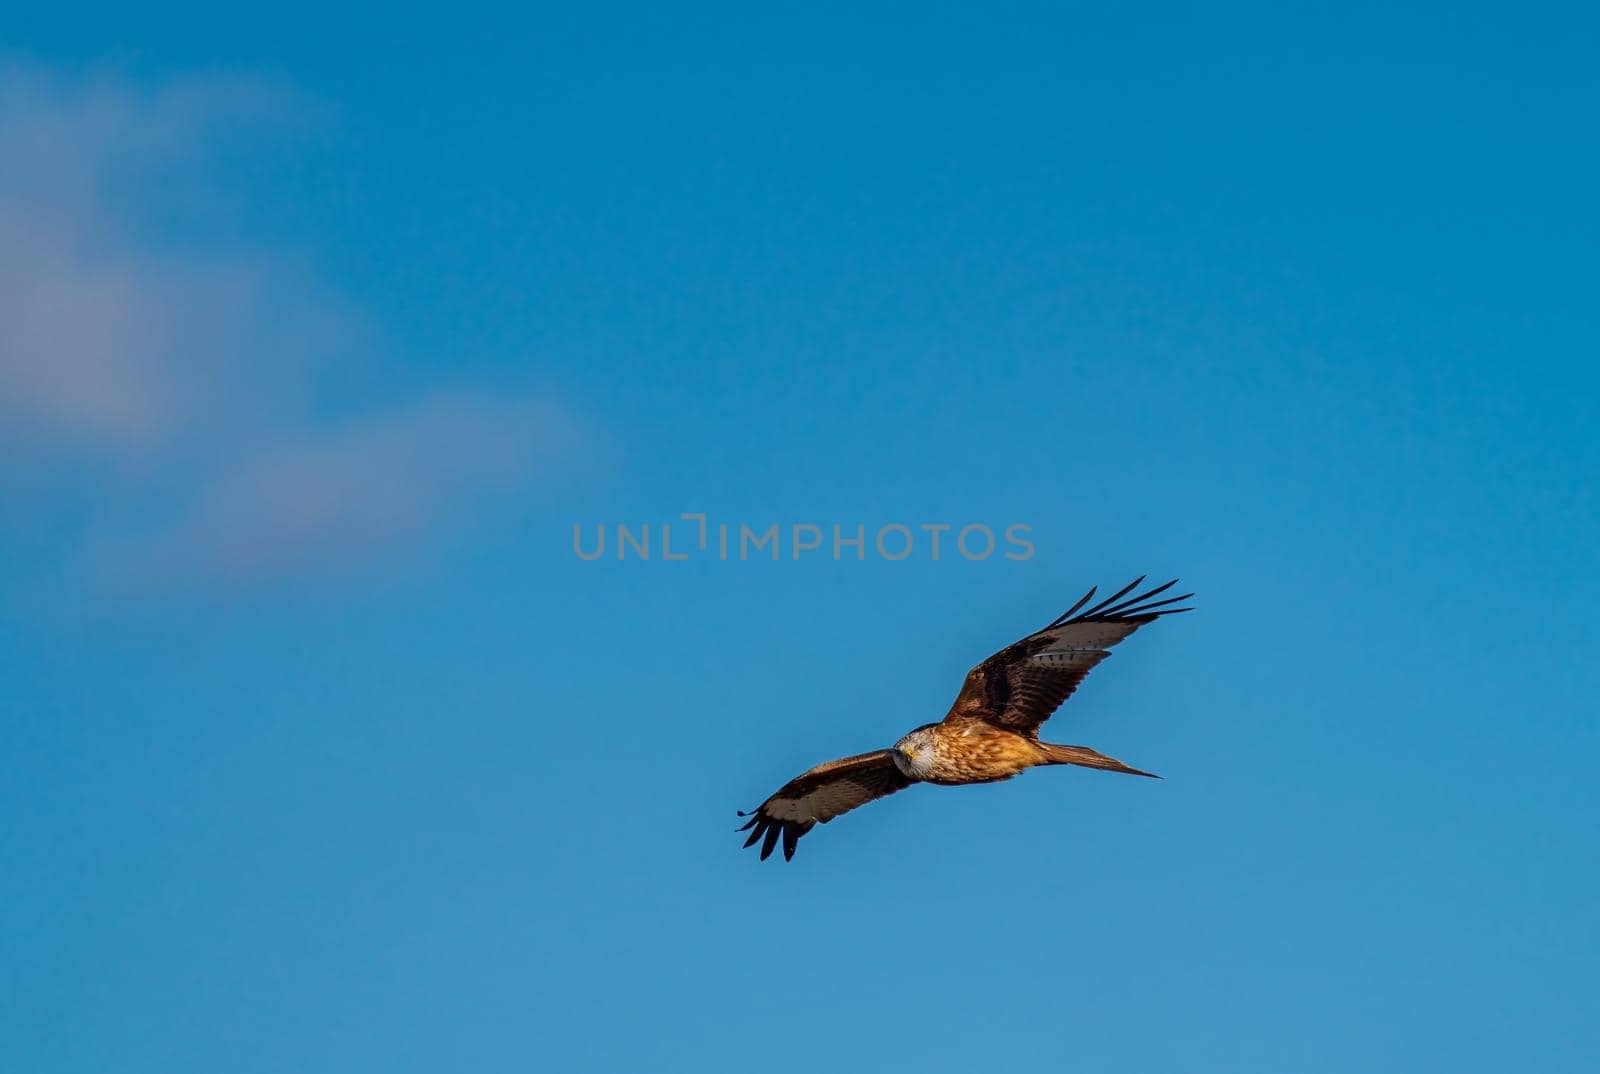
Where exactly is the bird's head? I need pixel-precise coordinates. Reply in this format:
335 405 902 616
892 726 937 778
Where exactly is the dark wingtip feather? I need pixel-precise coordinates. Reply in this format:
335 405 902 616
1081 576 1146 618
1047 586 1097 628
1098 578 1177 617
1137 592 1194 612
759 824 781 861
1061 579 1195 623
1116 592 1194 619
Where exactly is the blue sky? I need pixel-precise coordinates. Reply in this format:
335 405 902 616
3 5 1598 1072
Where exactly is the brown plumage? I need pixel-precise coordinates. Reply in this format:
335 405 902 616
738 577 1190 860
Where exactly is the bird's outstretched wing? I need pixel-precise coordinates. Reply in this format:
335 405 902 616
737 750 916 861
943 577 1192 737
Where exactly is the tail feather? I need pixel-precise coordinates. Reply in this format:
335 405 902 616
1039 742 1161 779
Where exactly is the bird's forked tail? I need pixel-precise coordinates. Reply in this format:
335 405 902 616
1038 742 1160 779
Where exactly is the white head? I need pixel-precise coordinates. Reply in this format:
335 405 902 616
892 726 938 778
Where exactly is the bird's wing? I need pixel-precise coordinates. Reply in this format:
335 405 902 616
942 577 1192 737
737 749 915 861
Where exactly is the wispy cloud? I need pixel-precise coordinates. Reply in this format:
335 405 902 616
0 67 311 454
134 396 572 586
0 64 573 593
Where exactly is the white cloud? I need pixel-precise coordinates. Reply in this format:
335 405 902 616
0 66 316 454
0 206 174 447
0 64 572 591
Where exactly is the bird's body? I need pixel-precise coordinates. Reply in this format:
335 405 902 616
892 720 1043 785
738 577 1190 860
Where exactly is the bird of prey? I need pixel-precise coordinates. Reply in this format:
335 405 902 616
737 577 1191 861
